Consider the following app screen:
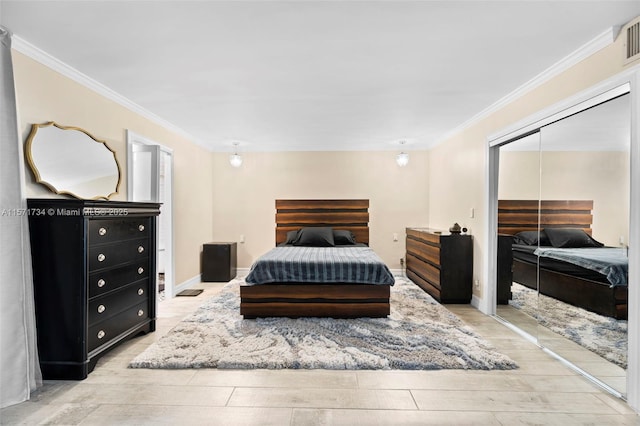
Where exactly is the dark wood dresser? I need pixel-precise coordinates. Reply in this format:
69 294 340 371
27 199 160 379
496 234 514 304
405 228 473 303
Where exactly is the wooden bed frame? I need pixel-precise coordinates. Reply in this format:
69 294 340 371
239 199 391 318
498 200 628 319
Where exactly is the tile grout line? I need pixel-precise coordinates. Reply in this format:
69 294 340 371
225 387 237 407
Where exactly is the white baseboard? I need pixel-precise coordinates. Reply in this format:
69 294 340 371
236 267 250 276
173 270 248 296
173 274 202 297
471 294 482 310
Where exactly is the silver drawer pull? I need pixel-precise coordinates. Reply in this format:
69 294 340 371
138 224 145 231
98 227 107 236
97 279 106 288
138 246 145 253
97 330 105 339
97 253 105 262
137 267 144 274
97 304 106 314
137 309 144 317
138 288 144 296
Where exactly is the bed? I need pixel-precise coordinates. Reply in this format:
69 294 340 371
498 200 628 319
240 199 395 318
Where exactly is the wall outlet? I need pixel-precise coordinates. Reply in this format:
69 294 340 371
474 279 480 288
393 233 398 241
239 234 245 243
400 257 404 267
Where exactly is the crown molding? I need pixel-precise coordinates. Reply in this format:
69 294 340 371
11 25 618 154
11 35 212 151
432 27 618 147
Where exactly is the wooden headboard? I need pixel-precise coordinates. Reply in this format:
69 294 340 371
498 200 593 236
275 199 369 245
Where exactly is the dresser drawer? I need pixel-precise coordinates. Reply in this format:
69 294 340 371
88 238 149 271
406 237 440 266
88 262 149 299
406 228 440 244
88 218 150 246
88 301 150 353
89 283 149 326
406 253 440 288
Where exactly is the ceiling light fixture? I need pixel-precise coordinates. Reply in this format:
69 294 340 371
396 141 409 167
229 142 243 167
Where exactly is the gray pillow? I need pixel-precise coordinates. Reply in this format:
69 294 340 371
513 230 550 246
544 228 604 248
293 227 335 247
333 229 357 245
284 230 299 244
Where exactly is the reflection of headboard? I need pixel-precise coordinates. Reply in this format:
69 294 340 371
498 200 594 236
275 199 369 245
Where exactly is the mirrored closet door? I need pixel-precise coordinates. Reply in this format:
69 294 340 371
495 92 630 397
496 132 541 339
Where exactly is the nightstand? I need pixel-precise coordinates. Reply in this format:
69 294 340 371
202 242 237 282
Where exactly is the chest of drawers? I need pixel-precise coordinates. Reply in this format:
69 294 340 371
405 228 473 303
27 199 160 379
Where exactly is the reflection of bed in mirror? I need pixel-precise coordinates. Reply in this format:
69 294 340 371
497 199 628 319
240 199 395 318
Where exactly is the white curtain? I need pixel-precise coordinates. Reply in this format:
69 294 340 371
0 26 42 408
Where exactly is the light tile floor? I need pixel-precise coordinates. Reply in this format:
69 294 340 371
2 281 639 425
497 300 628 395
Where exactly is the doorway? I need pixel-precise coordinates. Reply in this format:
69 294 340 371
126 130 174 300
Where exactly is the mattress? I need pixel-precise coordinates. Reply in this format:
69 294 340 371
245 245 395 286
512 244 627 286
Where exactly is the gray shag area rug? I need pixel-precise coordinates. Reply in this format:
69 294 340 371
509 283 627 369
129 277 518 370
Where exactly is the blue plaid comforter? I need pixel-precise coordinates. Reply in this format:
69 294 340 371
245 246 395 285
534 247 628 287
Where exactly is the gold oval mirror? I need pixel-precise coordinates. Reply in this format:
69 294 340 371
25 122 121 200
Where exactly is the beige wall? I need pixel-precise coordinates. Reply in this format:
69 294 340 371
12 50 428 279
12 29 634 290
211 150 430 268
499 150 630 247
428 32 635 300
12 51 214 284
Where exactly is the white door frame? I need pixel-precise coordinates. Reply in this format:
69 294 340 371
126 130 175 300
484 67 640 411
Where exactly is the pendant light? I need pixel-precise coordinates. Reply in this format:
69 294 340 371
229 142 242 167
396 141 409 167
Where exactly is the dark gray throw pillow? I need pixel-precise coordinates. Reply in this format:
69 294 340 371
284 230 299 244
544 228 604 248
513 230 551 246
293 227 335 247
333 229 357 245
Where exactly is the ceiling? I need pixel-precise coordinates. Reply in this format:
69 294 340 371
2 1 640 153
